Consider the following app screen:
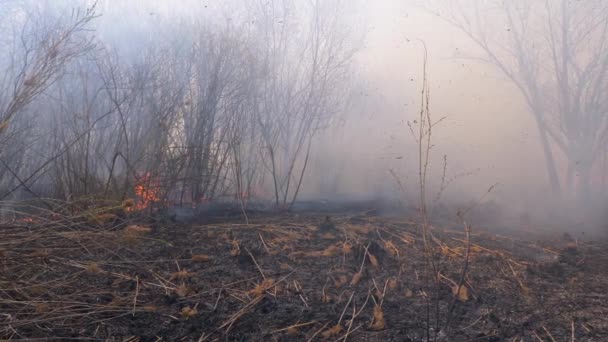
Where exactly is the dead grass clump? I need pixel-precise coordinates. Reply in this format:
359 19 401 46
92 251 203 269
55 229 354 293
143 305 158 312
90 213 117 225
109 296 129 307
192 254 213 262
452 285 469 302
321 233 335 240
0 121 9 133
125 225 152 234
321 324 343 338
350 272 363 286
170 270 194 281
86 262 102 274
342 242 353 254
279 262 292 270
287 251 306 261
122 225 152 242
249 278 275 297
181 306 198 318
383 240 399 257
307 244 341 257
348 225 371 235
269 236 291 245
370 304 386 330
175 283 192 297
230 240 241 256
368 253 379 268
334 275 349 288
321 244 340 257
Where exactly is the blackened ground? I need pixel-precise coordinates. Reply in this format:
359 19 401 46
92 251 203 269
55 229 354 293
1 209 607 341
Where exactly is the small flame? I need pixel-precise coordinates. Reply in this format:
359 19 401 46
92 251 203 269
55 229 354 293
128 173 161 211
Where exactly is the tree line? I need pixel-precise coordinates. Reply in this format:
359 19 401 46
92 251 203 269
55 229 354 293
0 0 358 211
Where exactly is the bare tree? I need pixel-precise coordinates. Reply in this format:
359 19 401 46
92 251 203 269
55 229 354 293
0 1 97 202
250 0 358 209
0 1 97 132
0 0 359 211
430 0 608 202
177 26 240 204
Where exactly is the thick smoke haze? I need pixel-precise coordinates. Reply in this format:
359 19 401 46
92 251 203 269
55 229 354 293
1 0 607 231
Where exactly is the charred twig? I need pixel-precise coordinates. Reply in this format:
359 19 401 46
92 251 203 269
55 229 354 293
258 233 270 254
542 326 557 342
132 275 139 316
338 291 355 326
308 322 330 342
341 289 372 341
293 280 309 308
270 320 317 334
440 219 472 336
219 295 264 332
213 288 223 311
245 247 265 280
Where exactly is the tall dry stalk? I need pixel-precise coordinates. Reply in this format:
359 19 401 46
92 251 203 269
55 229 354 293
408 43 482 341
407 43 441 341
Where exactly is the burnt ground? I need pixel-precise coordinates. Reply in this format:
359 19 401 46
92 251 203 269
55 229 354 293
1 208 608 341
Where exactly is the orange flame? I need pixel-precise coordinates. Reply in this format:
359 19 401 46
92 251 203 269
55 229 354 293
129 173 160 211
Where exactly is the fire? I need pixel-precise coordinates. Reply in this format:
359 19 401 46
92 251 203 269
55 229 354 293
128 173 161 211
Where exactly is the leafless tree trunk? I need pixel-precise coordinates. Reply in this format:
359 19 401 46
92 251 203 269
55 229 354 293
430 0 608 202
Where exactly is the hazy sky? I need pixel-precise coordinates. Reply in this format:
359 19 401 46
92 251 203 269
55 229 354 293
308 1 544 208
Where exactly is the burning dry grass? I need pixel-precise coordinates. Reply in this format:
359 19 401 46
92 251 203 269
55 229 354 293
0 209 607 340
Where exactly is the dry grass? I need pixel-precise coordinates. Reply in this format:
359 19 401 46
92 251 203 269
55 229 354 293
0 205 605 340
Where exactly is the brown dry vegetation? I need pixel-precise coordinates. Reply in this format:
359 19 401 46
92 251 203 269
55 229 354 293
1 209 607 341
